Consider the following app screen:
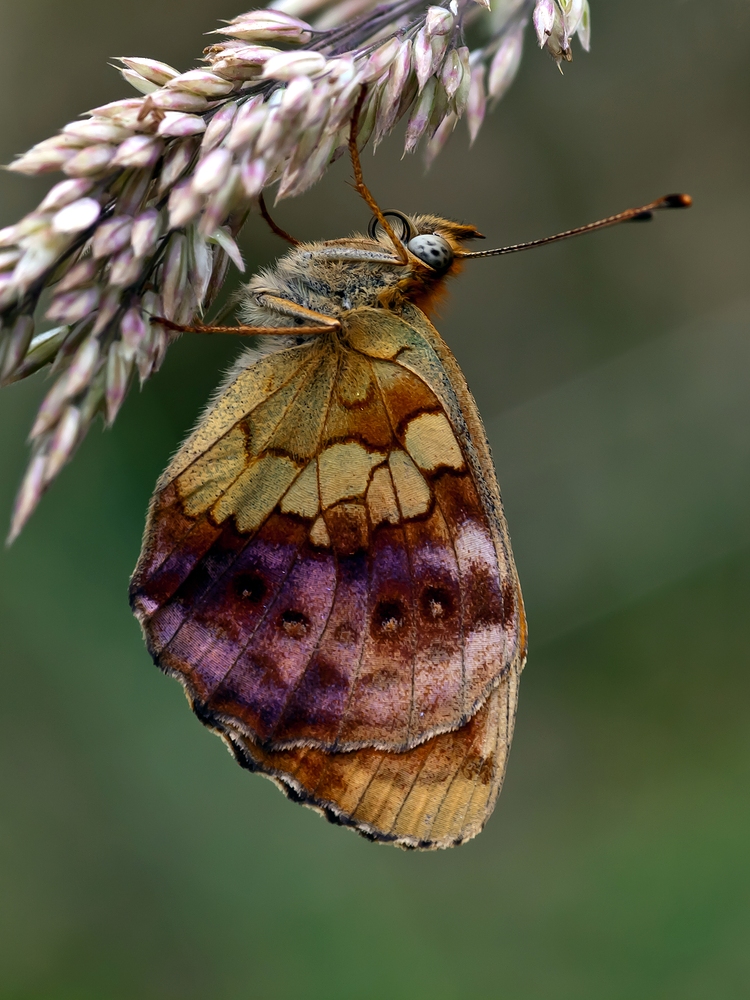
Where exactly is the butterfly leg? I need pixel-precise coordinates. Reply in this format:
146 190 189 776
151 324 334 337
153 318 338 336
258 192 300 247
152 292 341 336
349 87 409 266
252 294 341 328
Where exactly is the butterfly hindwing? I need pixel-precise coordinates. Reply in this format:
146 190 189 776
130 306 525 757
217 656 522 849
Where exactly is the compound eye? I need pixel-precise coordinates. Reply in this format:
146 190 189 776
407 233 453 271
367 211 417 243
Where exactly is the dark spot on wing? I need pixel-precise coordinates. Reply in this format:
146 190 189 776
280 609 310 639
420 585 454 621
374 599 405 635
234 572 267 604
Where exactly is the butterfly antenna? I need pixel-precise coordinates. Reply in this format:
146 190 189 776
349 87 409 265
457 194 693 260
258 192 300 246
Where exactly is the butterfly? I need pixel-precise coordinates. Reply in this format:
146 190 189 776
130 106 691 849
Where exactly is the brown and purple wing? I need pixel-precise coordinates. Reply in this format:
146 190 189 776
131 307 525 759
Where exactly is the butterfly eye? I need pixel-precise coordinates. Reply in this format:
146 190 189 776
406 233 454 271
367 210 417 243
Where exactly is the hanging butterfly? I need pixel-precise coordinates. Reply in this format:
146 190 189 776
130 95 691 849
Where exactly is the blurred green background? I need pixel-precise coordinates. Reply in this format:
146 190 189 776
1 1 749 997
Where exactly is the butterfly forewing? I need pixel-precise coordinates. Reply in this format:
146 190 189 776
130 306 525 761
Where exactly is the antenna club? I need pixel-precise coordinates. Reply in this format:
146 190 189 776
662 193 693 209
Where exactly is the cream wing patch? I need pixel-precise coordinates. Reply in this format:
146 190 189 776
309 515 331 547
404 412 464 473
212 453 300 532
318 442 386 510
388 450 431 519
281 461 320 518
366 466 400 527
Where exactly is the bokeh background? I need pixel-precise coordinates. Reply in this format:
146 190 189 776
1 1 749 997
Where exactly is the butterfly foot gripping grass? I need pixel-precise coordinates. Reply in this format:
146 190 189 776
129 96 691 849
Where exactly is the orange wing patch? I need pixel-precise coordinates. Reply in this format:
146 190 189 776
131 307 525 846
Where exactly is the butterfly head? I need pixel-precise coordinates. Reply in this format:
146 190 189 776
369 211 484 271
368 211 485 313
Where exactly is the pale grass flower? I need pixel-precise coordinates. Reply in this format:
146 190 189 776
0 0 591 540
